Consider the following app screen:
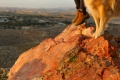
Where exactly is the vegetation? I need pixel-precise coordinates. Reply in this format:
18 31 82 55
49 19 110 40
0 11 73 29
69 55 77 62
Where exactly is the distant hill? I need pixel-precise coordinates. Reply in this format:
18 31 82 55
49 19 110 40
0 7 75 16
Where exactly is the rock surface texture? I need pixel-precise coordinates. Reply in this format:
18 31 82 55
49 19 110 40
8 24 120 80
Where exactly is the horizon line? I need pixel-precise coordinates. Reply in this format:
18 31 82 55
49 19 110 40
0 6 75 9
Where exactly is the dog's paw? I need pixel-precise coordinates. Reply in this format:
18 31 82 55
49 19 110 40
92 32 100 38
94 33 101 39
92 33 100 39
93 31 104 38
92 33 95 38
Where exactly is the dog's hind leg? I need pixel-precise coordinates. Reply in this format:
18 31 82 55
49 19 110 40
94 6 108 38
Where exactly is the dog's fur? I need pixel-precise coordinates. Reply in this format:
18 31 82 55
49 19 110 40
84 0 120 38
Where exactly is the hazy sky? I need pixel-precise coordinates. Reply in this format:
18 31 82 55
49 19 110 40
0 0 75 8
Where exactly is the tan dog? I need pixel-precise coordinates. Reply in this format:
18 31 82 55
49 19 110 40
84 0 120 38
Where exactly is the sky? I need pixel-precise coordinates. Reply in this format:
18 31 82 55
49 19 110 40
0 0 75 8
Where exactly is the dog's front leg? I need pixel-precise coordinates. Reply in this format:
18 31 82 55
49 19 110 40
92 15 100 37
94 6 108 38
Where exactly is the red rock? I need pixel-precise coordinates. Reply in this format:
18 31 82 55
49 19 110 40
8 24 84 80
83 36 113 57
8 24 120 80
82 26 94 38
103 66 120 80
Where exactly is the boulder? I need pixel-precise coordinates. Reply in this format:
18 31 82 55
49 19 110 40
8 24 120 80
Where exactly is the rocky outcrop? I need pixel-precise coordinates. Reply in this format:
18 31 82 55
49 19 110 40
8 24 120 80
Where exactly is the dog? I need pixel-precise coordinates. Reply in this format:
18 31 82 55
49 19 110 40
84 0 120 38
